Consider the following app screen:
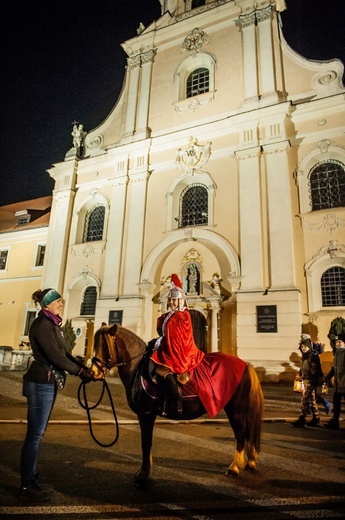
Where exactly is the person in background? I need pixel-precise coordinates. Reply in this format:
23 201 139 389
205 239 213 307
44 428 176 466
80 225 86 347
300 333 332 415
324 333 345 430
292 336 323 427
17 288 94 502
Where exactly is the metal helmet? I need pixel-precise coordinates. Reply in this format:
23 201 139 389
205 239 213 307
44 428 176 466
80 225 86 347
168 274 186 299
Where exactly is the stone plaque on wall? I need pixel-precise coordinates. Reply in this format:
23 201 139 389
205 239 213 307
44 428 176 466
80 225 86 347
109 310 123 325
256 305 277 333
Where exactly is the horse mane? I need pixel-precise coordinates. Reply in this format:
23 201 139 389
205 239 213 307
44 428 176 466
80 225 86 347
116 326 147 350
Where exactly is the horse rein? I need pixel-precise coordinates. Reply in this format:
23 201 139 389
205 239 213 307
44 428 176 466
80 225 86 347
78 331 144 448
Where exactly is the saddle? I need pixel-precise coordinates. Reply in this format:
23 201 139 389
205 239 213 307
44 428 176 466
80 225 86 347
130 345 198 415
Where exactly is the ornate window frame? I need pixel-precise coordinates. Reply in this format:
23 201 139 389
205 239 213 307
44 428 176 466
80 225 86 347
173 52 216 112
166 171 216 231
296 141 345 215
305 243 345 312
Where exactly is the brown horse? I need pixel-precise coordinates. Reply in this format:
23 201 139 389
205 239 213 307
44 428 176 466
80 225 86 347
91 323 264 486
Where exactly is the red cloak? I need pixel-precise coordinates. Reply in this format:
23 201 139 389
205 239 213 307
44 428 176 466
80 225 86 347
151 309 204 373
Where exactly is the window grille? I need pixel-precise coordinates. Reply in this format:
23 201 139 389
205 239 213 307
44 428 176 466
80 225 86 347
24 311 36 335
192 0 206 8
321 267 345 307
186 68 209 98
35 245 46 267
0 250 8 270
83 205 105 243
309 160 345 210
178 184 208 227
80 286 97 316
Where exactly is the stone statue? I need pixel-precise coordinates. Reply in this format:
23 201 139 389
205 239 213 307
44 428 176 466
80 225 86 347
71 124 87 149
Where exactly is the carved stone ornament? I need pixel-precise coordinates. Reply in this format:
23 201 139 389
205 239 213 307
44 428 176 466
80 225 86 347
176 137 212 173
182 28 208 56
180 248 203 269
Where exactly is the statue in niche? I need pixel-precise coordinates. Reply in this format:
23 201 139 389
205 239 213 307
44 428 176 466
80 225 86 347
186 264 199 293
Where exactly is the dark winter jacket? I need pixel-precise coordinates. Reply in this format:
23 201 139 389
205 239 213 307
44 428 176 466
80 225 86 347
299 349 323 385
325 347 345 393
25 310 81 384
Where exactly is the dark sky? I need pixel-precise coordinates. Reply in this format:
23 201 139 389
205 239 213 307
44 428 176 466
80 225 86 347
1 0 344 207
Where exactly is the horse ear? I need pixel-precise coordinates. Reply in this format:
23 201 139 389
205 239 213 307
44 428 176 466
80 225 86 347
109 323 118 336
101 322 107 327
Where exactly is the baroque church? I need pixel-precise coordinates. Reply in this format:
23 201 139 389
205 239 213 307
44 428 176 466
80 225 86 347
2 0 345 380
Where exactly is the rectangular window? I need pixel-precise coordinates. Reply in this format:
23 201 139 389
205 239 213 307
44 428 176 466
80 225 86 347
0 250 9 270
35 245 46 267
24 311 36 336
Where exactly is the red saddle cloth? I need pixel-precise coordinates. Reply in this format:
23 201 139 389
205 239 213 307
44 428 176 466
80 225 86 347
188 353 247 418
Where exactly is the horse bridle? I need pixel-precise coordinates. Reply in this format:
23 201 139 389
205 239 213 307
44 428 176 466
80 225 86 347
91 333 126 377
91 331 143 376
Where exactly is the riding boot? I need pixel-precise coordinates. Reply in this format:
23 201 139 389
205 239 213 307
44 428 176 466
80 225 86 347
163 373 182 415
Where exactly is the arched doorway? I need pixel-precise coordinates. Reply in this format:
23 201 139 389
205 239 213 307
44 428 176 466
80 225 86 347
189 309 207 352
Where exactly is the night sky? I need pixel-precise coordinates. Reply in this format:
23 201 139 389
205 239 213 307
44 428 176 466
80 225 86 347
1 0 344 207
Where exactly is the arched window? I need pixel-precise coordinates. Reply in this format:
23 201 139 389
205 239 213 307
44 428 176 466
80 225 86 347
178 184 208 227
321 267 345 307
186 68 209 98
309 160 345 211
80 286 97 316
82 204 105 243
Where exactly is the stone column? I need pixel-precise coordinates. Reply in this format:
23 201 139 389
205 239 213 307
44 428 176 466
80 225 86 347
102 174 128 297
124 54 141 138
256 5 278 101
136 49 155 138
122 170 150 295
239 11 258 102
235 146 264 290
209 299 220 353
41 190 76 291
263 141 295 288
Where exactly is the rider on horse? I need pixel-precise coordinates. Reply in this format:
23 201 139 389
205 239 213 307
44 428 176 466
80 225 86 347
150 274 204 414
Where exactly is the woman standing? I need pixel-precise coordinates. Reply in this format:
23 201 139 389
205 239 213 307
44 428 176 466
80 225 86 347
17 288 94 501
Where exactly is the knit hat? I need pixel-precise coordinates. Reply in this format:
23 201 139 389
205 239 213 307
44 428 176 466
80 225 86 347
335 333 345 343
299 337 312 350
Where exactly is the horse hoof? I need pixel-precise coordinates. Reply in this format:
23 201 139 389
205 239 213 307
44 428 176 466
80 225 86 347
225 464 240 476
245 461 256 471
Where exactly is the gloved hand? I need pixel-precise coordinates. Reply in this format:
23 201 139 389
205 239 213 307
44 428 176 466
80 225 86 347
77 367 94 383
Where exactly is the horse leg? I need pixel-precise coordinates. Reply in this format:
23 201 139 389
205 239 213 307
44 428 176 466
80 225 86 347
223 365 263 476
135 413 156 487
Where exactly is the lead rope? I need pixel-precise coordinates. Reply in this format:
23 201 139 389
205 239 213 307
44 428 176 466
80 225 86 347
77 379 120 447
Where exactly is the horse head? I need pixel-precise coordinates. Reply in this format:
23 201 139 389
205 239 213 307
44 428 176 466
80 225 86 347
91 322 120 378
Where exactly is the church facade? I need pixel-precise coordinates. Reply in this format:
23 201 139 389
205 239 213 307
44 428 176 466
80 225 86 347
40 0 345 380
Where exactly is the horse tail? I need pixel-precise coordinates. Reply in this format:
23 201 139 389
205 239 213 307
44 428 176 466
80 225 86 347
246 364 264 455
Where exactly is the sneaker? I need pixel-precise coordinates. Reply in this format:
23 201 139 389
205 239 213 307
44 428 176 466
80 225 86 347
16 484 52 502
291 416 306 427
325 418 340 430
307 416 320 427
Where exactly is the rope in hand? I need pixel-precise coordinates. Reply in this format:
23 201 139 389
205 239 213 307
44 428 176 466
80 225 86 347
77 378 120 447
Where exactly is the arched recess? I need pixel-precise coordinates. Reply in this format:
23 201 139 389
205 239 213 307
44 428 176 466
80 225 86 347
66 268 101 318
296 142 345 215
173 52 216 111
166 171 216 231
305 244 345 312
141 228 240 285
72 191 110 245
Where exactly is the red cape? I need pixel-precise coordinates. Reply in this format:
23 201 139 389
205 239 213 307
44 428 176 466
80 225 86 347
151 310 204 373
190 353 247 418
